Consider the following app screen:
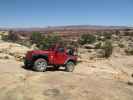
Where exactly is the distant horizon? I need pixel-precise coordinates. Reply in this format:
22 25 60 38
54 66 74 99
0 24 133 29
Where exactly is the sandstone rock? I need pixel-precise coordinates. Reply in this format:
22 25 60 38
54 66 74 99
83 44 95 49
0 42 32 61
0 53 15 60
95 49 105 58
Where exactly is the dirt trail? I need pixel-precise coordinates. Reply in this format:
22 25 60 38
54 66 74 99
0 57 133 100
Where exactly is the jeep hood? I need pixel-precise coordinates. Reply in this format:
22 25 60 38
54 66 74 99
31 50 49 54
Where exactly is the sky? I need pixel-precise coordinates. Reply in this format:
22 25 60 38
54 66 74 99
0 0 133 27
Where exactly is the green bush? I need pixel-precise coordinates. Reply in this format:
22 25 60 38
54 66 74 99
31 32 43 44
79 34 96 45
103 32 112 39
39 33 63 50
101 40 113 58
118 43 125 48
30 32 64 50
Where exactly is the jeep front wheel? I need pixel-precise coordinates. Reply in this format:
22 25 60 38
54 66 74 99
65 61 75 72
33 58 47 72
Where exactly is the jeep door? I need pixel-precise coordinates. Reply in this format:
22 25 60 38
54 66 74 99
54 47 67 65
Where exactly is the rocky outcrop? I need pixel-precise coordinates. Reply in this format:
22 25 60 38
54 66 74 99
0 42 32 61
0 53 15 60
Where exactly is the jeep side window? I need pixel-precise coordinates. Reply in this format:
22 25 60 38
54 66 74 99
57 48 64 53
67 48 74 55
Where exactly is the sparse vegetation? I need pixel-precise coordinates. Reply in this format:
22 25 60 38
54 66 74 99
1 28 132 59
78 32 113 58
103 32 112 40
31 32 43 44
101 40 113 58
96 32 112 41
39 33 63 50
79 34 96 45
1 34 9 41
125 48 133 55
118 43 125 48
95 42 102 49
30 32 63 50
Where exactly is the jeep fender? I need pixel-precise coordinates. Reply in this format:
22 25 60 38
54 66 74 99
32 54 48 62
64 58 76 65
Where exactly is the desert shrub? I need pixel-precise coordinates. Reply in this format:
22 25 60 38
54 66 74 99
79 34 96 45
96 35 104 41
101 40 113 58
30 32 64 50
39 33 63 50
31 32 43 44
118 43 125 48
103 32 112 39
123 32 133 36
1 34 9 41
97 32 112 41
125 48 133 55
95 42 102 49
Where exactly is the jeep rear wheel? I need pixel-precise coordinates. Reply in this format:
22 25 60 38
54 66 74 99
65 61 75 72
33 58 47 72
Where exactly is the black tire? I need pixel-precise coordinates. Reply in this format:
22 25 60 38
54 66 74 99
65 61 75 72
53 65 60 70
24 64 31 69
24 60 32 69
33 58 47 72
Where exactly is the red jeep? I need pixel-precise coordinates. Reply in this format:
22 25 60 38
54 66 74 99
24 45 77 72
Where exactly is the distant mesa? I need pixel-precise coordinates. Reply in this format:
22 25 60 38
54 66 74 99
0 25 132 32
